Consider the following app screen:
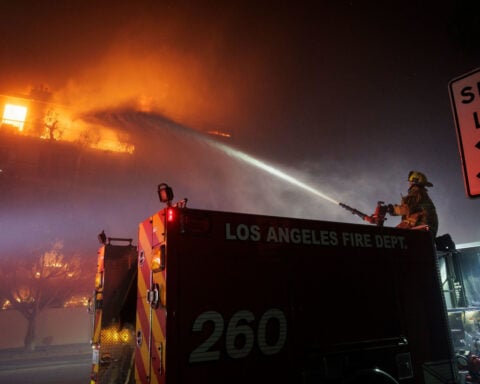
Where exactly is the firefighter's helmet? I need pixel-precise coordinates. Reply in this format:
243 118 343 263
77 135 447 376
408 171 433 187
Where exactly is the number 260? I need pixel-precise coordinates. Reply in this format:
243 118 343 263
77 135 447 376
188 308 287 363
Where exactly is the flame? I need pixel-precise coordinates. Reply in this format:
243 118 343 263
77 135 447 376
1 299 12 310
1 95 134 154
64 295 89 308
207 130 231 138
38 107 135 154
2 103 28 131
87 127 135 154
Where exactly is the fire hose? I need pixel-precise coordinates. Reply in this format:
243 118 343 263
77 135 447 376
339 201 388 227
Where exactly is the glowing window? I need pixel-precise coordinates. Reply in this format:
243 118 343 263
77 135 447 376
2 104 28 131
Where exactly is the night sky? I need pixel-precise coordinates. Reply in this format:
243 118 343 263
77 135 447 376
1 0 480 247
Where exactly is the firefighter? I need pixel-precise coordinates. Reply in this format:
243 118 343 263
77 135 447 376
387 171 438 237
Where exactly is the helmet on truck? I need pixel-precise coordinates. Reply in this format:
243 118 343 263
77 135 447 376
408 171 433 187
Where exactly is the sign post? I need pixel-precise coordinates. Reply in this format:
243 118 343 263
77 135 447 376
449 68 480 198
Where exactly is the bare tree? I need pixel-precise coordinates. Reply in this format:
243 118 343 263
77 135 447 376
0 241 93 351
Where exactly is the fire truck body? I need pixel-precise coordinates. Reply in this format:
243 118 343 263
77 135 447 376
90 240 137 384
91 207 457 384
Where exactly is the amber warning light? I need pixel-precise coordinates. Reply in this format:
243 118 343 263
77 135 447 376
2 103 28 131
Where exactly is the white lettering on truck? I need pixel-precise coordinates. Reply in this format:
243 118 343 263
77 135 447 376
189 308 287 363
225 223 261 241
225 223 338 246
225 223 407 250
266 227 337 245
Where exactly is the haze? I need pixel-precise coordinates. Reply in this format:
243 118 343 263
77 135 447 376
1 0 479 249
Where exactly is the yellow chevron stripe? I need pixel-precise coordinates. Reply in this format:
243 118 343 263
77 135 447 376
136 254 151 377
137 261 167 368
92 310 101 343
135 311 150 382
136 214 167 384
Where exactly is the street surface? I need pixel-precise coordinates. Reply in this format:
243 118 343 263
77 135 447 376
0 345 91 384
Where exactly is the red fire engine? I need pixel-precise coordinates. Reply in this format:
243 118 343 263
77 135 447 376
89 187 457 384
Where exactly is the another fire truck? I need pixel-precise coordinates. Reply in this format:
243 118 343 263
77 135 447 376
89 188 458 384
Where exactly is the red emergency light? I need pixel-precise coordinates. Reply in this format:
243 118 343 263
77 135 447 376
167 208 175 222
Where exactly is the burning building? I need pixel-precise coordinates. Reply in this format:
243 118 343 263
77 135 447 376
0 88 137 199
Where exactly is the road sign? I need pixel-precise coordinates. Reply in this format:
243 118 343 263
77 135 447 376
449 68 480 198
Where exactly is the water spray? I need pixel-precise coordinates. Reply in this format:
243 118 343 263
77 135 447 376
208 140 340 206
96 111 379 222
132 111 341 206
205 140 390 226
207 139 388 226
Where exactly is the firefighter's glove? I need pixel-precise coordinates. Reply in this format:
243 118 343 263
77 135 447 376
387 204 395 215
